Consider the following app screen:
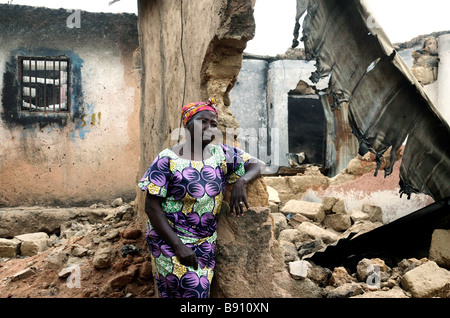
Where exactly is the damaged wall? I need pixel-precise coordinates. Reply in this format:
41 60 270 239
137 0 288 298
136 0 270 217
0 5 141 207
292 0 450 202
230 58 358 176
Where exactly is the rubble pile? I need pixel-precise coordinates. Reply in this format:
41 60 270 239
0 180 448 298
268 186 450 298
0 200 155 298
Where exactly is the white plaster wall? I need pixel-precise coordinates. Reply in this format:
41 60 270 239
267 60 329 169
230 59 269 164
0 42 140 206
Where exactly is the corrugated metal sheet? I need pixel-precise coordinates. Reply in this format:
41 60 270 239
293 0 450 201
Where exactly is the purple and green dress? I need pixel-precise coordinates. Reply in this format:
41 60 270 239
138 143 252 298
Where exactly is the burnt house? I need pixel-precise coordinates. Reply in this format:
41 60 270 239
0 4 140 207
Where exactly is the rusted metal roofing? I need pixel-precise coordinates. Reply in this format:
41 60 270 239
292 0 450 201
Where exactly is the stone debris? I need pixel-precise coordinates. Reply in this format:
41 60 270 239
429 229 450 269
0 200 155 298
281 200 325 223
288 260 311 279
93 246 116 269
329 267 356 287
323 213 352 232
331 199 346 214
361 204 384 223
400 261 450 298
14 232 49 257
11 267 37 282
267 183 450 298
0 238 20 258
267 185 281 204
0 182 448 299
348 209 371 223
326 282 364 298
111 197 124 208
57 265 77 279
120 245 141 257
296 222 340 244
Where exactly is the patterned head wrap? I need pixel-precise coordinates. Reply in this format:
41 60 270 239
181 98 218 127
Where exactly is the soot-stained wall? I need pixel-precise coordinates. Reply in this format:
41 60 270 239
0 4 140 207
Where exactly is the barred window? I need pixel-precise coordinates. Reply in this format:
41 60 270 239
19 56 70 112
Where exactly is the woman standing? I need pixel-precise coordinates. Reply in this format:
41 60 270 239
138 98 265 298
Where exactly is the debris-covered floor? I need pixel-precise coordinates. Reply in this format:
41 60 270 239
0 202 155 298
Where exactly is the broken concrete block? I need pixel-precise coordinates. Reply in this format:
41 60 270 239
429 229 450 270
329 266 355 287
296 222 340 244
0 238 21 258
58 265 77 279
269 201 279 213
11 267 37 282
266 185 281 203
361 204 383 223
287 174 329 195
288 213 310 228
279 240 298 263
109 269 136 291
351 286 408 298
278 229 302 244
307 264 332 287
331 199 346 214
401 261 450 298
398 258 429 274
70 244 89 258
349 209 370 222
46 246 69 269
14 232 49 257
323 214 352 232
326 282 364 298
322 196 338 212
281 200 325 223
270 213 288 239
289 260 311 279
111 197 123 207
93 247 115 269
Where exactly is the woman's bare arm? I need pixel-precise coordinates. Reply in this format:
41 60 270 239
229 159 266 216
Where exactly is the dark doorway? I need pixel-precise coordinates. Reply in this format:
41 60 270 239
287 94 327 166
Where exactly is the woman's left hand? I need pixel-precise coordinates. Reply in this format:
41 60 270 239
230 178 249 217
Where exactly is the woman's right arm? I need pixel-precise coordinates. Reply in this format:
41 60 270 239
145 192 198 269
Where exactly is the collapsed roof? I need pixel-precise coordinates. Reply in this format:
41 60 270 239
292 0 450 202
291 0 450 268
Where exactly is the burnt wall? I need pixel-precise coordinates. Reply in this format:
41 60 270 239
0 5 141 207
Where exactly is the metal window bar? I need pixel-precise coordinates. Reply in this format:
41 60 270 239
19 56 70 113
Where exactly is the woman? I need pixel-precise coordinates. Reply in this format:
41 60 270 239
138 98 265 298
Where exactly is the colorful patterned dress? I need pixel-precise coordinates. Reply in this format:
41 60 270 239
138 143 252 298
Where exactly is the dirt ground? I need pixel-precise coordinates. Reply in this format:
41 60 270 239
0 216 156 298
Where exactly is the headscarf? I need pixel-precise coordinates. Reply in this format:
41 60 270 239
181 98 218 127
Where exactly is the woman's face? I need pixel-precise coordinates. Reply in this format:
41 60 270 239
186 110 218 144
